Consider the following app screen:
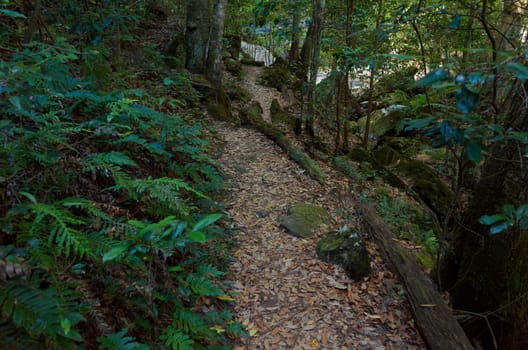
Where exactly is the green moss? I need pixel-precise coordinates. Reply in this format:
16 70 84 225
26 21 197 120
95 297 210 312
279 203 331 238
316 230 371 280
225 58 243 77
259 61 296 90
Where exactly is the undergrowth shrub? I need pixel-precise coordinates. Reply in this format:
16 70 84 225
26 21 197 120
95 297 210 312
0 19 242 349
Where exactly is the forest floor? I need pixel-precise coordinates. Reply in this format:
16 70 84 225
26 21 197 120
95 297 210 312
212 65 426 349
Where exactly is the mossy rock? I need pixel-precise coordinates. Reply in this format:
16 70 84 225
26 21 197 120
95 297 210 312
380 137 416 155
316 230 371 280
374 145 454 218
259 61 296 91
226 83 251 103
278 203 331 238
240 101 263 125
270 98 295 129
225 57 243 77
207 88 237 124
358 104 411 138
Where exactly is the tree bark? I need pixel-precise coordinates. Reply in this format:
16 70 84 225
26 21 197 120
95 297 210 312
441 81 528 349
185 0 210 74
362 0 383 146
357 203 474 350
305 0 325 138
206 0 227 99
496 0 526 51
289 11 301 64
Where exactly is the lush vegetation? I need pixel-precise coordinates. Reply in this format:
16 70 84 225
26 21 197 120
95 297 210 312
2 0 528 349
0 1 243 348
228 0 528 348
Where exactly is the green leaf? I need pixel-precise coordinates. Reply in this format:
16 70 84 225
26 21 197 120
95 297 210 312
516 205 528 219
479 214 506 226
503 204 515 217
102 244 128 262
19 191 37 204
0 9 27 19
466 142 482 163
186 231 206 243
163 77 174 86
490 221 512 235
505 62 528 81
60 317 71 335
414 69 449 87
456 86 479 113
404 117 435 131
191 213 222 232
448 15 461 29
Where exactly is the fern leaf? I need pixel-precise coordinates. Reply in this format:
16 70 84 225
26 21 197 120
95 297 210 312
98 328 149 350
160 327 194 350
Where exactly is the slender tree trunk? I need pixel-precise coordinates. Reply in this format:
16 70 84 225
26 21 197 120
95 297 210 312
335 71 342 153
342 0 354 153
289 11 301 64
294 20 314 135
206 0 227 99
462 0 476 69
305 0 325 138
362 0 383 146
185 0 210 74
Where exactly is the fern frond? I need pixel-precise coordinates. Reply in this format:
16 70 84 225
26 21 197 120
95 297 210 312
98 328 149 350
196 264 224 278
173 308 212 339
185 274 223 297
83 152 139 168
0 281 85 340
129 177 205 210
160 327 194 350
59 197 112 222
30 203 92 258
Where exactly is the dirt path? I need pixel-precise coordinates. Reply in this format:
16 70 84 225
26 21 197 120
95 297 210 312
215 66 425 349
239 65 287 122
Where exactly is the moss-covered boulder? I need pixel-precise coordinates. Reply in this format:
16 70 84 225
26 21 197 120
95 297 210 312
279 203 330 238
316 230 371 280
225 57 243 77
240 100 263 126
358 104 411 138
259 60 296 91
373 145 454 219
207 88 237 124
270 98 295 129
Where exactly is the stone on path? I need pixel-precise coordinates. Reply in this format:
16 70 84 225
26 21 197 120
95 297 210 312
278 203 330 238
316 230 371 280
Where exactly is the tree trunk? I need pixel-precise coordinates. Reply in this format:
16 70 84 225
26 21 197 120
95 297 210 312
305 0 324 138
289 11 301 64
496 0 526 50
185 0 210 74
362 0 383 146
298 22 314 82
441 81 528 349
206 0 227 99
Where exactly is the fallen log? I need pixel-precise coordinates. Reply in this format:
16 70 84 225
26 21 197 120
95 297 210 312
357 203 473 350
243 101 325 184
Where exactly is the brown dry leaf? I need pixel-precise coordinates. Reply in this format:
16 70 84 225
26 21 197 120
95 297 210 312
217 67 426 350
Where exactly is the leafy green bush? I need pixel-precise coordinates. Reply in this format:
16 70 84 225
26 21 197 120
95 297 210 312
0 28 240 350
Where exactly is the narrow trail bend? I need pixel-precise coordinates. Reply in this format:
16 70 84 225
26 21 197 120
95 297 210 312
214 65 425 349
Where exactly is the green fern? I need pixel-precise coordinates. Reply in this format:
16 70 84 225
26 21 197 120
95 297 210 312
98 328 149 350
29 202 92 258
160 327 194 350
0 281 85 342
128 177 205 211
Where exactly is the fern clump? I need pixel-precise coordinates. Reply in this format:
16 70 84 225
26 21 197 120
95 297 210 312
0 3 242 348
